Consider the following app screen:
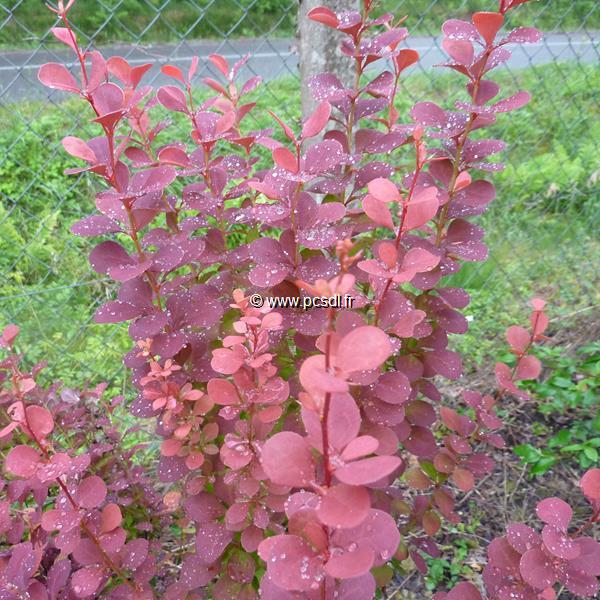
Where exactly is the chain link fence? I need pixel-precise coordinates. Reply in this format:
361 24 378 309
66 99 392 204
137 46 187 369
0 0 598 386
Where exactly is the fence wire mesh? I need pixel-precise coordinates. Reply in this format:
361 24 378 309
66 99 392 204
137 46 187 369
0 1 598 386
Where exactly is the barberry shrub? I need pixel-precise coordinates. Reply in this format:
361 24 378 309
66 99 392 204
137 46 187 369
0 0 597 598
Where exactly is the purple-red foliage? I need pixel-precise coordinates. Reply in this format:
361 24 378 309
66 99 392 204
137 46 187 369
434 472 600 599
0 325 162 599
0 0 597 598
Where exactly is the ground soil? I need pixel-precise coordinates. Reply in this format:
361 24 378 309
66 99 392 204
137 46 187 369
387 308 600 599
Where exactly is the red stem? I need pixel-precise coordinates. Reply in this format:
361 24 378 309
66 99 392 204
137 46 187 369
321 307 336 488
435 46 494 246
373 139 424 326
10 368 138 592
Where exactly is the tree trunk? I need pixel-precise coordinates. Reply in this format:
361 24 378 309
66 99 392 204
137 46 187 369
298 0 359 118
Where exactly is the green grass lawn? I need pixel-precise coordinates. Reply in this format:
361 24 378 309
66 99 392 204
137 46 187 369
0 62 598 385
1 0 597 48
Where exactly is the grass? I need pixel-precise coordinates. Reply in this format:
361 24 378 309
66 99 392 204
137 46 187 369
0 62 598 385
0 0 597 48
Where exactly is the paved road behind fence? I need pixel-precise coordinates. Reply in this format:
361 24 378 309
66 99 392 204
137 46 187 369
0 33 597 101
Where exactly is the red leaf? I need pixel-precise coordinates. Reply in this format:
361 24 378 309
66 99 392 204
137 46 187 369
400 247 440 279
75 475 107 509
341 435 379 461
94 301 142 324
580 468 600 500
207 379 240 405
391 309 427 338
216 111 236 135
454 171 472 191
402 186 439 231
130 63 152 88
161 64 185 83
258 405 283 423
158 146 190 166
336 326 392 373
492 91 531 112
51 27 78 53
184 492 225 522
569 537 600 577
504 27 542 44
101 503 122 533
269 111 296 142
304 139 345 174
410 102 446 127
404 426 437 456
440 406 474 436
160 438 182 457
324 545 374 579
89 241 130 274
272 147 298 173
559 563 599 597
447 582 483 600
38 63 79 93
0 421 19 439
259 535 322 592
317 484 370 528
423 510 441 536
542 525 580 560
396 48 419 72
406 467 432 490
515 355 541 380
494 362 529 400
472 12 504 45
307 7 340 28
62 136 96 163
300 355 349 394
531 309 549 336
367 178 400 203
443 19 480 42
406 400 436 427
203 76 228 96
209 53 229 76
71 565 105 598
195 521 232 563
106 56 130 84
301 101 331 139
261 432 315 487
506 523 540 553
506 325 530 353
5 445 41 478
452 467 475 492
25 405 54 440
211 348 244 375
536 497 572 531
321 393 361 452
92 82 124 116
121 538 149 570
531 297 546 311
1 323 19 347
363 194 394 229
335 455 401 485
108 258 152 282
442 39 474 65
519 548 557 589
157 85 188 112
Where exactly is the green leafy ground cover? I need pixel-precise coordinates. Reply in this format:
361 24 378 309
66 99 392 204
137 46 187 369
514 342 600 476
0 0 597 47
0 63 598 387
